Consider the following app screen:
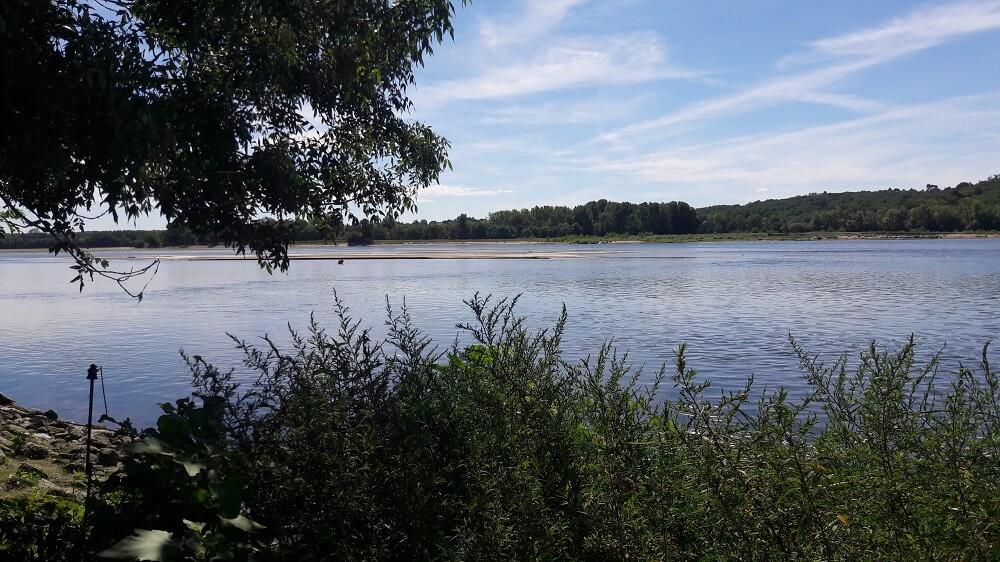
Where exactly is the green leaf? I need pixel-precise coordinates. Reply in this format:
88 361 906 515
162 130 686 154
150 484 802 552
219 514 265 532
192 487 211 504
98 529 175 561
215 476 244 519
128 437 175 457
179 459 206 477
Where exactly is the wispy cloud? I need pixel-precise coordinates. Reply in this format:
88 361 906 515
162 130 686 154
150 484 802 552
479 0 588 47
417 33 693 104
404 1 1000 219
793 0 1000 64
587 92 1000 199
420 184 519 198
604 61 886 140
605 1 1000 142
479 93 652 125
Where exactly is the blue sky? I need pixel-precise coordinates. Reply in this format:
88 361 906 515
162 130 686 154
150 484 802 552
401 0 1000 221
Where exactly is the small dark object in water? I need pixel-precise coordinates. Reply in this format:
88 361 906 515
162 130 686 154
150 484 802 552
338 259 344 265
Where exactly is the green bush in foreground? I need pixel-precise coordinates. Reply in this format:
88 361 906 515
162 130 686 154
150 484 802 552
6 296 998 560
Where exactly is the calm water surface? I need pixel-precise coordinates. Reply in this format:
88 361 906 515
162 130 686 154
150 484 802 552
2 239 998 427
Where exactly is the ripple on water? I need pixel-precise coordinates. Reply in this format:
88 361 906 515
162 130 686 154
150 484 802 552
2 239 999 427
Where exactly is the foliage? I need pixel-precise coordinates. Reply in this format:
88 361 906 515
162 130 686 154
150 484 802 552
0 495 85 561
699 174 1000 234
334 174 1000 240
0 0 461 291
92 396 271 561
8 298 1000 559
6 175 1000 251
373 199 702 240
80 296 997 560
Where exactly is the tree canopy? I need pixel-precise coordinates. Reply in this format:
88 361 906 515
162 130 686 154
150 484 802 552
1 0 460 293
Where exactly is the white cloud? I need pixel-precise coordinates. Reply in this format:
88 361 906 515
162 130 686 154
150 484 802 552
586 93 1000 198
604 61 885 141
420 184 519 198
479 93 652 125
479 0 588 47
802 0 1000 63
606 1 1000 142
417 33 693 104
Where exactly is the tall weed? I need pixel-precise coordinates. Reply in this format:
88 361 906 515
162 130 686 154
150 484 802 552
71 296 999 561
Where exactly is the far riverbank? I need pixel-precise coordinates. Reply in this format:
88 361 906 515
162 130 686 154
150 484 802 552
4 229 998 259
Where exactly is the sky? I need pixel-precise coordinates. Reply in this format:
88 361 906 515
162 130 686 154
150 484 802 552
400 0 1000 220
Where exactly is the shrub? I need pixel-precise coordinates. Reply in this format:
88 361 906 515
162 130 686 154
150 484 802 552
0 496 84 561
72 296 1000 560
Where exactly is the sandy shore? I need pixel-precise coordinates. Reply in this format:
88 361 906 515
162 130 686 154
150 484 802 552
4 232 997 260
152 249 625 261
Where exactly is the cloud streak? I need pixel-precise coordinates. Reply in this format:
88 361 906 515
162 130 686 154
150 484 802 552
417 33 694 104
587 92 1000 200
804 0 1000 62
479 0 588 47
401 1 1000 219
606 1 1000 142
420 184 519 198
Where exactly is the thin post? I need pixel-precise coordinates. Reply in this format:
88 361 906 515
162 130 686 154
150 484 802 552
83 364 98 532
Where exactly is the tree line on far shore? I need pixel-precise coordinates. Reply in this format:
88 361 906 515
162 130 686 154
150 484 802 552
699 174 1000 234
3 175 1000 250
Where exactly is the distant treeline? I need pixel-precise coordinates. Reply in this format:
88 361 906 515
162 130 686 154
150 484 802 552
3 175 1000 249
0 201 701 248
351 200 701 244
0 229 169 250
699 174 1000 234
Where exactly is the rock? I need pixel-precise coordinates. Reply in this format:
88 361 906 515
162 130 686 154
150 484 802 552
56 451 77 464
0 394 128 500
91 432 112 447
4 475 33 490
17 462 48 479
97 448 120 467
49 428 69 440
23 441 49 460
37 478 75 497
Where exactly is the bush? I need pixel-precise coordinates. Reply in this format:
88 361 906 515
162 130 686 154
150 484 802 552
0 496 85 561
63 296 1000 559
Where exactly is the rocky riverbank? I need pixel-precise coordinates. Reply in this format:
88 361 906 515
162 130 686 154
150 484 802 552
0 391 130 501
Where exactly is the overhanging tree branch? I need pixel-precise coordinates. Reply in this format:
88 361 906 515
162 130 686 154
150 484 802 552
1 0 466 298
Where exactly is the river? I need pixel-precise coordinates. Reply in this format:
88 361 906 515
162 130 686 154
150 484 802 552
2 238 998 428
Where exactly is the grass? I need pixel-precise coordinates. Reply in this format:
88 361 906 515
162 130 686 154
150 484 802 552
0 455 85 502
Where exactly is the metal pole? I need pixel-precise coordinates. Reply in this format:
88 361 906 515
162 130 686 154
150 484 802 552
83 364 98 533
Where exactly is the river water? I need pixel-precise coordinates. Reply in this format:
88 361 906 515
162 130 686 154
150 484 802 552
2 239 998 428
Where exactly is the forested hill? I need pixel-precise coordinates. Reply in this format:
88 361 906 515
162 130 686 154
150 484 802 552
698 174 1000 234
0 200 704 248
3 175 999 250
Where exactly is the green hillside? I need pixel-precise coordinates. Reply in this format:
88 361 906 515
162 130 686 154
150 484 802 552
697 174 1000 233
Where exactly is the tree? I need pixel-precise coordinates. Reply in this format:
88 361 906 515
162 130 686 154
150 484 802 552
453 213 470 239
1 0 463 296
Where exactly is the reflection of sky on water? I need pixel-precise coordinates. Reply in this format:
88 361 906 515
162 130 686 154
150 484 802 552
1 239 998 427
